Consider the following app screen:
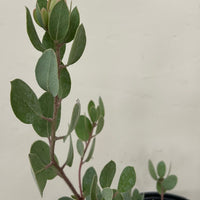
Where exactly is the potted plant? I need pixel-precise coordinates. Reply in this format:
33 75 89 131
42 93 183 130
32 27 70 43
140 160 188 200
10 0 189 200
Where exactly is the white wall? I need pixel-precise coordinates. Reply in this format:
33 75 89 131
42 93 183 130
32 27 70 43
0 0 199 199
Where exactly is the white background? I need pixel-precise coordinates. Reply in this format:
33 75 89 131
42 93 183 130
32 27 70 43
0 0 199 199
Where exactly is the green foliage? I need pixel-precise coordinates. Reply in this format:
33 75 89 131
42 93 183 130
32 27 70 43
58 197 73 200
85 138 96 162
65 135 74 167
148 160 178 196
90 175 98 200
118 166 136 193
48 0 69 41
157 161 166 178
148 160 158 181
10 79 42 124
26 7 45 51
76 139 84 157
75 115 92 141
83 167 97 197
96 116 104 134
102 188 113 200
99 97 105 117
29 140 58 196
35 49 59 97
63 7 80 43
67 24 86 66
58 68 71 99
132 189 144 200
32 92 61 137
100 160 116 188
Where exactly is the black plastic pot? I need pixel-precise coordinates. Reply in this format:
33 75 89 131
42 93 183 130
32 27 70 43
143 192 189 200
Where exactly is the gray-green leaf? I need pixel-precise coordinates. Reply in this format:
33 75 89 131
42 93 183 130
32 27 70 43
29 140 57 196
32 92 61 137
67 24 86 66
48 0 69 41
99 96 105 117
76 139 84 157
157 161 166 178
64 100 81 141
83 167 97 197
63 7 80 43
100 160 116 188
10 79 42 124
102 188 113 200
96 116 104 134
35 49 59 97
58 197 73 200
148 160 158 181
65 135 74 167
118 166 136 193
90 175 97 200
162 175 178 191
85 138 96 162
75 115 92 141
58 68 71 99
26 7 45 51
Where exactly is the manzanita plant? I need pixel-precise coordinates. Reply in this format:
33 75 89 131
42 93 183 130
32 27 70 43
10 0 137 199
148 160 178 200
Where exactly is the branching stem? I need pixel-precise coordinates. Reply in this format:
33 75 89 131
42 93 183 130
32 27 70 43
78 123 97 198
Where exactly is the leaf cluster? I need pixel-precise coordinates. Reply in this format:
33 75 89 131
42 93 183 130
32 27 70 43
148 160 178 195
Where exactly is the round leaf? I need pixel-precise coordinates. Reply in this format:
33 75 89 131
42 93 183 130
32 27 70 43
10 79 42 124
75 115 92 141
76 139 84 157
118 166 136 193
162 175 178 191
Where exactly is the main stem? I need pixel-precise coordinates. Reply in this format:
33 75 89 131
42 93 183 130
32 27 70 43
49 43 82 200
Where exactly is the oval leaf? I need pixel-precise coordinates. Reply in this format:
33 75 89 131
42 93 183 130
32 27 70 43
157 161 166 178
10 79 42 124
85 138 96 162
48 0 69 41
63 7 80 43
35 49 59 97
102 188 113 200
75 115 92 141
58 68 71 99
148 160 158 181
77 139 84 157
118 166 136 193
26 7 45 51
32 92 61 137
83 167 97 197
100 160 116 188
162 175 178 191
67 24 86 66
65 135 74 167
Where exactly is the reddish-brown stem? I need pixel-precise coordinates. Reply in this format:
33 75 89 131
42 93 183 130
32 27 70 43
48 43 81 200
78 123 97 198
